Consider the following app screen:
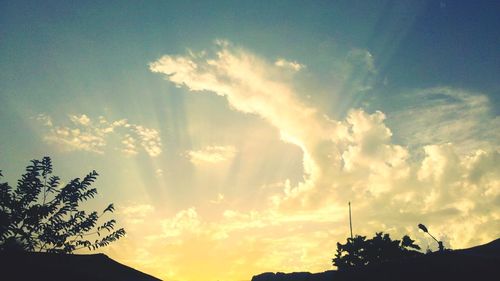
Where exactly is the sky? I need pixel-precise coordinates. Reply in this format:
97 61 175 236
0 0 499 280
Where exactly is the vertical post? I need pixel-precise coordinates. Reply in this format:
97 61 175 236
349 201 353 239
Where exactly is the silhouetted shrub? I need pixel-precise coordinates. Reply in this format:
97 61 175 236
333 232 422 270
0 157 125 253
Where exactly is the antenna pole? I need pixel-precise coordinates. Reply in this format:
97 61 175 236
349 201 353 239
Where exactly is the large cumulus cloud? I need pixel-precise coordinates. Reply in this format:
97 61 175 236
142 40 499 281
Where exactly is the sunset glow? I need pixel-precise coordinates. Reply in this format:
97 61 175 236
1 1 499 281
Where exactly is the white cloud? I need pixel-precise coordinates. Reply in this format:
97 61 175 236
35 113 53 127
418 143 460 182
121 134 138 156
387 87 500 154
149 41 337 204
36 114 162 156
39 115 106 153
148 41 500 278
160 207 202 238
155 168 164 177
133 125 162 157
119 203 155 225
274 58 305 71
186 145 236 165
121 203 155 217
69 114 91 126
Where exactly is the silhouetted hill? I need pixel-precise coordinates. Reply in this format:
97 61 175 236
0 252 161 281
252 238 500 281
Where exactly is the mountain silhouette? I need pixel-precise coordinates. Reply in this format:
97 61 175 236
252 238 500 281
0 252 161 281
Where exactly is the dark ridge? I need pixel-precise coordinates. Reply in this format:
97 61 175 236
0 252 161 281
252 238 500 281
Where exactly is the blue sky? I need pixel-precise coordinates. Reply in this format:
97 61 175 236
1 1 499 281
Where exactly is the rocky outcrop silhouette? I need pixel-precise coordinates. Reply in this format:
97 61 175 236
252 238 500 281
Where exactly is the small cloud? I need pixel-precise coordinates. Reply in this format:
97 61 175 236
161 207 201 238
133 125 162 157
155 168 164 177
186 145 236 165
69 114 91 126
274 58 305 71
120 203 155 225
36 114 162 156
35 113 53 127
121 134 138 156
214 38 230 48
120 203 155 217
42 125 107 154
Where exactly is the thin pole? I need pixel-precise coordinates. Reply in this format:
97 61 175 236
426 232 444 251
349 201 353 239
427 232 439 244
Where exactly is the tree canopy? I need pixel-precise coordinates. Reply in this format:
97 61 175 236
0 157 125 253
333 232 422 270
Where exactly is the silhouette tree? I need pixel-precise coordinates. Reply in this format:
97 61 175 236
0 157 125 253
333 232 422 270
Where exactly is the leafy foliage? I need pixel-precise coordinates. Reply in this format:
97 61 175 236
0 157 125 253
333 232 422 270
